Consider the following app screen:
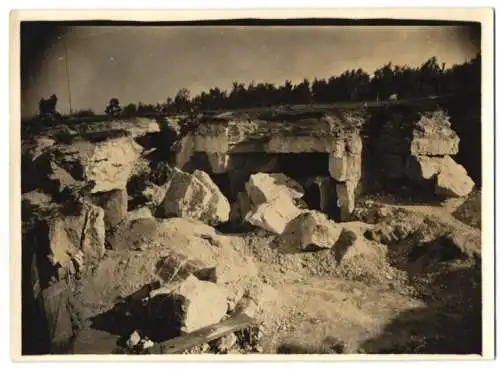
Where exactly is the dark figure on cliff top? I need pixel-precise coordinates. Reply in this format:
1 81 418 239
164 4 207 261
38 94 59 119
105 97 122 117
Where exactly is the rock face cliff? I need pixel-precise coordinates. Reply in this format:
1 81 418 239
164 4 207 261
21 109 474 230
172 107 474 221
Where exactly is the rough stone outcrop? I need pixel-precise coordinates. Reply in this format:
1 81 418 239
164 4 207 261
44 202 105 280
206 152 233 174
173 135 195 170
410 112 460 156
194 121 230 153
275 210 343 252
79 118 160 139
126 207 154 221
39 281 76 351
161 168 230 225
328 135 363 182
47 162 80 194
141 183 167 208
22 190 57 217
167 111 366 217
336 180 359 222
171 110 363 172
370 108 473 198
24 136 56 162
328 134 363 220
90 189 127 229
49 136 143 193
373 110 458 156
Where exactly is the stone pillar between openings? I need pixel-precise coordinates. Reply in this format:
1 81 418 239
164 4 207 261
328 134 363 221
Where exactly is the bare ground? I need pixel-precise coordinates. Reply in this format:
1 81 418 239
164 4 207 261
60 191 482 355
227 191 482 355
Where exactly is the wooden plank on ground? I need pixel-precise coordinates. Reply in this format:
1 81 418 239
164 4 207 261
149 313 256 354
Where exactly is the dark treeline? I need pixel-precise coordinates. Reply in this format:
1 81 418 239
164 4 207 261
91 54 481 117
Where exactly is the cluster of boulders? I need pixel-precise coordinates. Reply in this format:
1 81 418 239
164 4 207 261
373 109 475 198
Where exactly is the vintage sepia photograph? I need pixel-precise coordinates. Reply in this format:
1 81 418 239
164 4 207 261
11 9 494 360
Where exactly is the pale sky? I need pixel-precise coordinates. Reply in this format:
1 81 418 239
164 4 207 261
21 25 480 117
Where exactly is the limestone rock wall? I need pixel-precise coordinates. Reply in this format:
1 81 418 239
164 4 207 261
171 111 365 220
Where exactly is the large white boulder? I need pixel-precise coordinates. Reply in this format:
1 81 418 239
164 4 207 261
162 168 230 225
435 156 475 197
405 155 474 198
242 172 307 234
244 194 302 235
245 172 304 206
153 275 229 333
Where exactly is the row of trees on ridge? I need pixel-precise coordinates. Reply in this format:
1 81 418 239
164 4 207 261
73 54 481 117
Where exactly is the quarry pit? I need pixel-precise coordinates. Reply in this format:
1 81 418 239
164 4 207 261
20 103 482 355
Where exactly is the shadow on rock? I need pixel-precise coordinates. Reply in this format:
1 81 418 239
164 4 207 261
89 281 181 345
